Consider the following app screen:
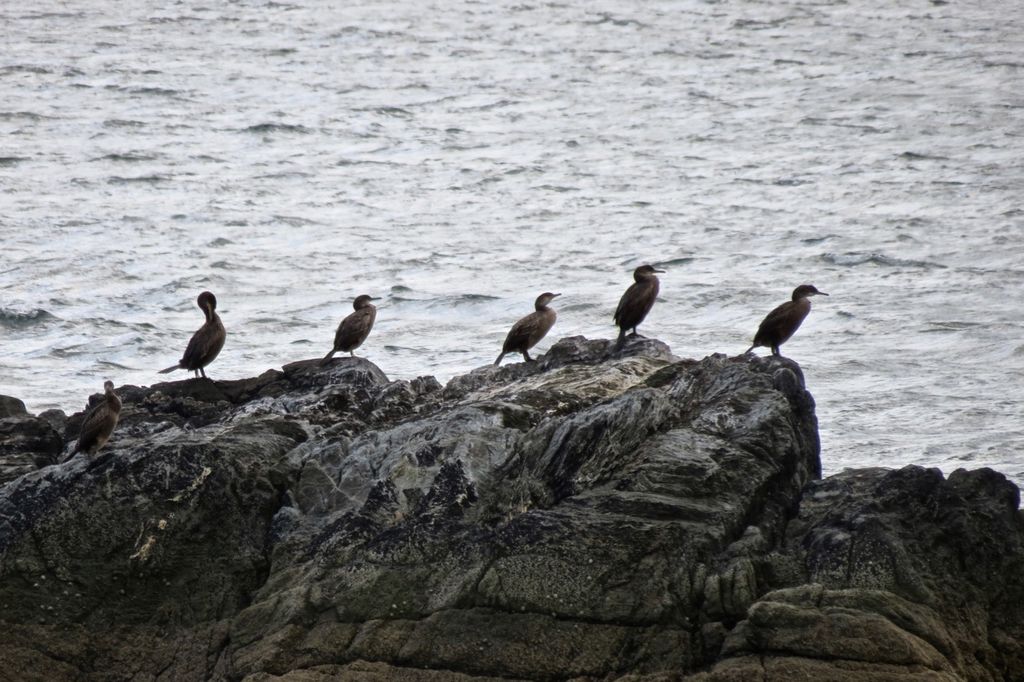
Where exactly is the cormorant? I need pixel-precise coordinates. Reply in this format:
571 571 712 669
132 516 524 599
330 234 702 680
73 380 121 455
158 291 226 378
321 294 378 364
494 292 560 365
614 265 664 350
745 284 828 356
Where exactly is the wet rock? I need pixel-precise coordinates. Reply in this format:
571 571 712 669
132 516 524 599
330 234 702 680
695 465 1024 681
0 338 1021 680
0 395 28 418
1 404 64 485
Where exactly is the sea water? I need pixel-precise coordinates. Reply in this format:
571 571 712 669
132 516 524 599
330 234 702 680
1 0 1022 482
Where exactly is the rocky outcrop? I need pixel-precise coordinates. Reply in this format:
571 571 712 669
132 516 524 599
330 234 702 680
0 395 64 486
693 466 1024 681
0 336 1021 681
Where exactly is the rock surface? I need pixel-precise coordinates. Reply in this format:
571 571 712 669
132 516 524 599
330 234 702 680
0 336 1021 681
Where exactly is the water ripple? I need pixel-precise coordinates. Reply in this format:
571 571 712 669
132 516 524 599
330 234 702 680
820 252 948 269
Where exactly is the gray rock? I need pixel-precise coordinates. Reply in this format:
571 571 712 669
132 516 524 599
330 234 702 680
1 403 64 485
0 395 28 418
696 465 1024 681
0 338 1021 681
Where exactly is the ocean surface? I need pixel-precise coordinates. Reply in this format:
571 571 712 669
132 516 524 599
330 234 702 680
1 0 1022 483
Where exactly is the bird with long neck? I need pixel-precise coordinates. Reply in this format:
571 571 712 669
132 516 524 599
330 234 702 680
613 264 664 350
495 292 560 365
158 291 226 378
322 294 378 365
72 380 121 455
745 284 828 356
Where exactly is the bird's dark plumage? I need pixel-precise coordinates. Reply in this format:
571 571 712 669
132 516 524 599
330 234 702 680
614 265 664 350
495 292 560 365
321 294 378 365
746 284 828 356
158 291 226 379
73 380 121 455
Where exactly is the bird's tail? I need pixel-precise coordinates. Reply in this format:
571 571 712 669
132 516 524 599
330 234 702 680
157 364 179 374
743 345 756 354
494 352 505 367
319 349 336 366
614 329 626 351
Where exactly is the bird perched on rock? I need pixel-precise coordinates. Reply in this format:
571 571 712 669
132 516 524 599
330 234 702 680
158 291 226 379
614 264 664 350
321 294 378 364
745 284 828 356
72 380 121 455
494 292 560 365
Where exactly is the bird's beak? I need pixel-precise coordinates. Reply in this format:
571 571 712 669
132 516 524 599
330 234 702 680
552 293 562 297
817 291 829 296
654 268 666 273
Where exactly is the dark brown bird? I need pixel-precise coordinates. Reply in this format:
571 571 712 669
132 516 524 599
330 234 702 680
614 264 664 350
494 292 560 365
746 284 828 356
73 380 121 455
321 294 378 364
158 291 226 378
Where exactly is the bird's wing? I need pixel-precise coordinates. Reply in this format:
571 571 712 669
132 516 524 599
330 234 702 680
182 319 225 368
76 402 109 450
615 282 658 329
613 284 636 325
755 300 803 340
336 307 375 348
180 326 205 367
503 313 538 352
758 301 788 328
